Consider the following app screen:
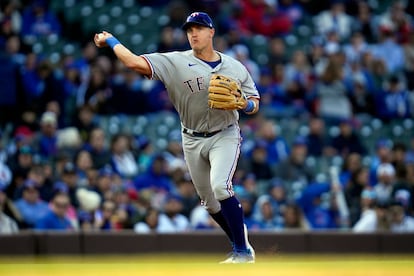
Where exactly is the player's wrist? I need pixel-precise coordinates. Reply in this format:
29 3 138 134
106 36 120 49
243 100 256 114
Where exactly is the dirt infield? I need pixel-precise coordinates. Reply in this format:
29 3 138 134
0 254 413 276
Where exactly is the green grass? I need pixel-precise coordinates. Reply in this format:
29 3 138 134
0 254 413 276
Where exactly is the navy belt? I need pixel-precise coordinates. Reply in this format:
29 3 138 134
182 125 233 138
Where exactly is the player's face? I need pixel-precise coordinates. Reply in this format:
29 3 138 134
186 25 214 51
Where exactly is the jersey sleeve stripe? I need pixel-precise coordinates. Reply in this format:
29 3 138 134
141 55 154 79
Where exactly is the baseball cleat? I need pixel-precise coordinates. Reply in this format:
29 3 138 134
244 224 255 260
219 250 255 264
220 224 255 264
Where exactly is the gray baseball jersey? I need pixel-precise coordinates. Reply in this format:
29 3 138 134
142 50 259 132
142 50 260 213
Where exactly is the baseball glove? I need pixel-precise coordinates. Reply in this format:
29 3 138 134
208 74 247 110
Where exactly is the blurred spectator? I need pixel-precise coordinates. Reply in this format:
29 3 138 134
0 0 22 37
72 42 99 106
343 31 370 69
314 0 353 42
377 0 412 44
389 201 414 232
84 66 113 114
162 130 187 181
255 64 291 117
135 135 154 173
266 178 288 223
373 163 396 205
6 145 35 199
403 31 414 91
0 161 12 192
12 108 39 140
112 185 140 226
133 155 175 206
368 56 388 92
274 136 315 202
94 200 116 230
189 204 219 230
22 164 53 202
313 60 352 123
243 140 273 181
94 165 117 202
109 134 139 179
73 149 94 187
251 194 282 230
0 37 20 128
239 0 292 37
352 189 387 232
339 152 363 188
375 75 411 121
175 176 199 218
31 111 58 161
20 55 64 114
350 0 377 43
110 63 148 115
76 187 101 231
278 0 305 26
284 49 313 113
267 37 288 67
391 164 414 215
156 194 190 233
369 138 394 186
82 127 111 170
56 127 82 159
73 105 99 143
254 120 290 166
35 192 74 231
392 142 408 168
14 179 49 228
305 116 330 157
157 26 188 52
328 119 367 157
231 44 260 83
307 36 325 71
0 183 19 233
296 181 339 229
282 202 310 230
58 161 80 208
371 27 405 74
20 0 61 42
345 166 370 226
134 207 161 233
348 72 377 117
52 181 78 229
165 0 190 28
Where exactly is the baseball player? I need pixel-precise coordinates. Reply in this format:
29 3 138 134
94 11 260 263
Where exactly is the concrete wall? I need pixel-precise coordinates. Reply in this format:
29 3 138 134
0 231 413 255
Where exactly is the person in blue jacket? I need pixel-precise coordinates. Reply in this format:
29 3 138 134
35 192 73 231
297 181 339 229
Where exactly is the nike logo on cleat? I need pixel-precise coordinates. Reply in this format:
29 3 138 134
188 63 197 67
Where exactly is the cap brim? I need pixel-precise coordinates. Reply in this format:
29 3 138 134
181 22 212 31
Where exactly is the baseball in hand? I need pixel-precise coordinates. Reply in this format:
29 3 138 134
98 33 104 40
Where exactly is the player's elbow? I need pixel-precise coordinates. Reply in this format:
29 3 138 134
125 56 151 76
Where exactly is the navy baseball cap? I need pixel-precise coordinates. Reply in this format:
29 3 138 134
182 12 214 31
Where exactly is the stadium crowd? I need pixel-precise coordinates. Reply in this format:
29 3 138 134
1 0 414 234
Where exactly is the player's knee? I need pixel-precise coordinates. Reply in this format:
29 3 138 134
213 186 232 202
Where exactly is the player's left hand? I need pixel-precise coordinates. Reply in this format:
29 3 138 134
94 31 113 48
208 74 247 110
